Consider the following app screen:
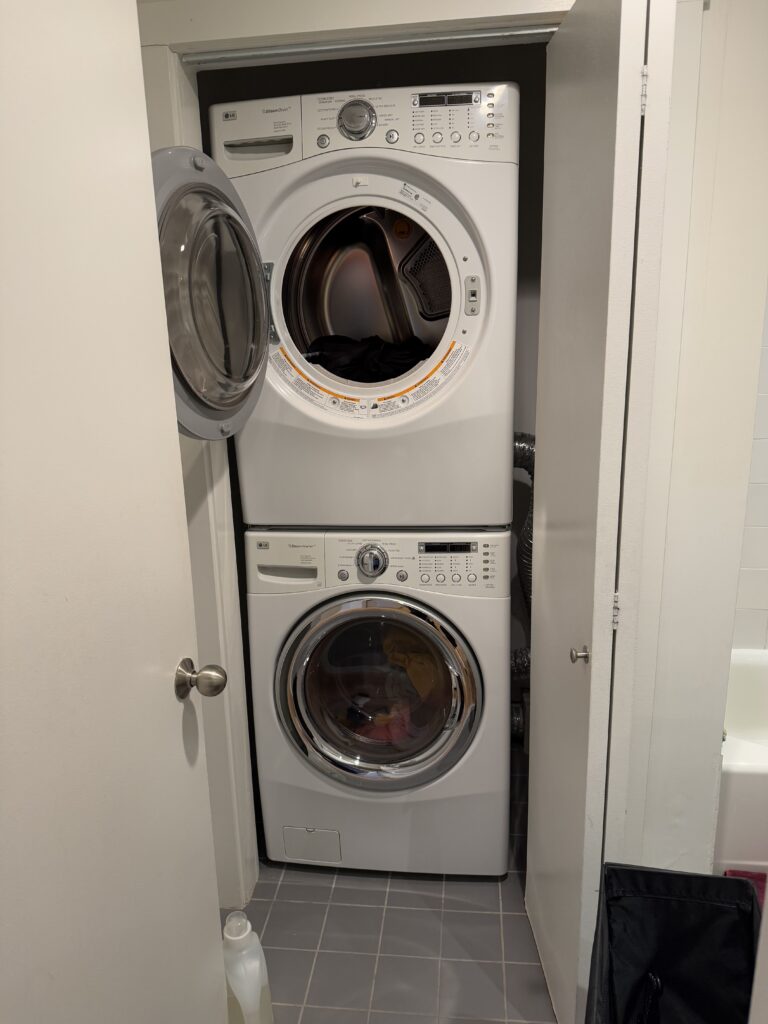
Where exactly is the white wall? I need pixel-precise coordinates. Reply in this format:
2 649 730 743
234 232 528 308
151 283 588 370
734 303 768 648
137 0 572 52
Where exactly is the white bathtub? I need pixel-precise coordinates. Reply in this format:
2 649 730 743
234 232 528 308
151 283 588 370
714 649 768 875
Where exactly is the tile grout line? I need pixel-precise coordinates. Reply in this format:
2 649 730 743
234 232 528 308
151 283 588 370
499 863 508 1024
258 863 286 939
365 873 391 1024
267 897 526 913
296 869 338 1024
273 1005 552 1021
263 944 538 964
436 873 446 1021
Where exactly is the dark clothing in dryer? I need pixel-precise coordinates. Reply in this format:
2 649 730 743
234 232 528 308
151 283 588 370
305 335 434 384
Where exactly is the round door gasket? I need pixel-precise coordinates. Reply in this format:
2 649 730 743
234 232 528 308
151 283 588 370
275 593 483 792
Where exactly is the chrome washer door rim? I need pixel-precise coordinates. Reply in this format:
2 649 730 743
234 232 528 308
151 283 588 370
275 594 483 792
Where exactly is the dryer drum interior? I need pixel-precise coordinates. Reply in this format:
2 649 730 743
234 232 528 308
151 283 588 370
282 206 452 384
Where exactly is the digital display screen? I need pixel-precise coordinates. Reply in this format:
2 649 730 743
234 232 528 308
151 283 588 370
417 92 475 107
423 542 473 553
446 92 474 105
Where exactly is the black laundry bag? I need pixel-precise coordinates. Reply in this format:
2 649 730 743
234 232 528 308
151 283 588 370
586 863 762 1024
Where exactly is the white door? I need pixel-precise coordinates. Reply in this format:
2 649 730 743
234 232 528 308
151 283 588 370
0 4 229 1022
526 1 653 1022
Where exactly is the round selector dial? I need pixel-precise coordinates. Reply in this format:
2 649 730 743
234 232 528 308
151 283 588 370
337 99 377 141
356 543 389 578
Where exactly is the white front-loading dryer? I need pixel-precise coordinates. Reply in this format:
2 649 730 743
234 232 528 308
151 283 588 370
246 529 511 876
208 84 519 528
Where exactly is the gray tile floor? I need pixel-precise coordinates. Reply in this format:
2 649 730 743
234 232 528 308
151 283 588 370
225 771 546 1024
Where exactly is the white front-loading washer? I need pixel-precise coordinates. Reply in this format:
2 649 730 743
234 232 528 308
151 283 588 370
246 529 511 876
150 84 519 528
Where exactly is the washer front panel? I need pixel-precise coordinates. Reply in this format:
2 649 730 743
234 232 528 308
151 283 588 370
275 594 483 791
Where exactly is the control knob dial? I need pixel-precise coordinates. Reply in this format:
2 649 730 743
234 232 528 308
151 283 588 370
356 543 389 578
337 99 377 141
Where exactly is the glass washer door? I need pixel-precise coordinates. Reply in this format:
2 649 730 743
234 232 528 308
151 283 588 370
276 595 483 791
152 147 270 440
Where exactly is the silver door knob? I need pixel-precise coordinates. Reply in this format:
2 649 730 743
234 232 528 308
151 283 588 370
175 658 228 700
570 646 590 664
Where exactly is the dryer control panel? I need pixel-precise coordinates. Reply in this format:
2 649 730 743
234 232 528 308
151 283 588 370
302 83 518 163
245 531 510 596
210 83 518 177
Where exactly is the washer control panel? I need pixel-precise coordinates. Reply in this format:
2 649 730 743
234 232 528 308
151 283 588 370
245 531 510 596
302 83 518 163
327 532 510 596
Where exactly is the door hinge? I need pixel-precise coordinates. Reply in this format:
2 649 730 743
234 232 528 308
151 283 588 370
640 65 649 116
612 592 620 631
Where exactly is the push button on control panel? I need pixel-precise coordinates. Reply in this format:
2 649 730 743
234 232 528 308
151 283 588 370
436 573 446 583
385 129 399 144
420 573 431 583
432 131 443 143
414 132 425 145
452 573 462 583
468 573 477 583
464 276 481 316
317 134 330 149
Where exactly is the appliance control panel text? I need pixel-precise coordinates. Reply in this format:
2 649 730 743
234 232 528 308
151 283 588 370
303 84 517 163
245 532 510 596
327 532 510 595
210 83 518 177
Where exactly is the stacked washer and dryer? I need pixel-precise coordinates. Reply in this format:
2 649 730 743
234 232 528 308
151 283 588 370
153 82 519 875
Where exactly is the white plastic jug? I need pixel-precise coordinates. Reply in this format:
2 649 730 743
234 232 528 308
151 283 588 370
222 911 274 1024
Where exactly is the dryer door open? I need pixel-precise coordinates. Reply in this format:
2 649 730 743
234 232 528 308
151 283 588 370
276 594 482 791
152 147 269 440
